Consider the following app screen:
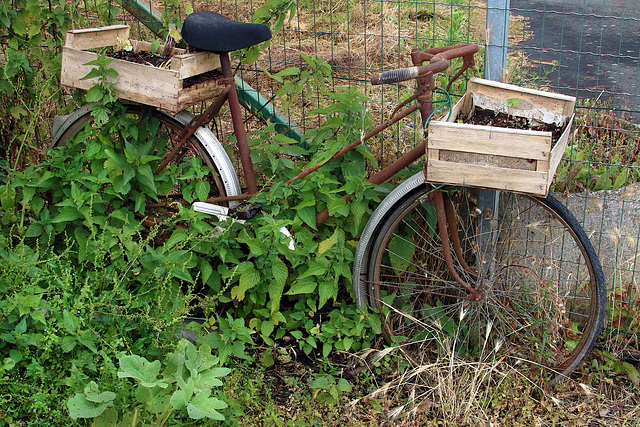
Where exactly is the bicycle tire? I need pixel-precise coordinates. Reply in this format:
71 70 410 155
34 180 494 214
51 103 239 240
363 184 606 385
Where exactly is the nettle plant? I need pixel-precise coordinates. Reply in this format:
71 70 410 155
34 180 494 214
0 47 386 422
0 93 238 423
218 67 385 355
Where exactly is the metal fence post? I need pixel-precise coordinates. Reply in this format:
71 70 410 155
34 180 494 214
485 0 510 82
478 0 510 275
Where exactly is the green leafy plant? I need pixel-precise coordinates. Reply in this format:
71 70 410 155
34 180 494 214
309 374 352 405
0 0 81 167
68 340 231 423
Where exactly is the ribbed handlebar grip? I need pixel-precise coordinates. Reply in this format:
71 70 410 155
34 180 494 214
371 67 420 85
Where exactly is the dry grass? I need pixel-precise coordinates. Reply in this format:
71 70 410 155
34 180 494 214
342 345 640 425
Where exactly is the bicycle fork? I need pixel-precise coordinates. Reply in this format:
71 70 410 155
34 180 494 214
430 189 498 302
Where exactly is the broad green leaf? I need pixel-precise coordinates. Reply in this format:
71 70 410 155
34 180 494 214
16 293 41 316
337 378 353 392
63 309 80 333
239 267 260 293
15 317 27 334
388 235 416 271
297 206 316 230
0 184 15 211
269 258 288 313
117 355 168 389
84 381 116 404
341 336 354 352
328 198 349 217
318 280 337 308
237 228 265 257
150 40 161 54
318 232 339 254
613 169 628 189
286 280 317 295
166 228 188 249
51 207 82 223
136 164 157 193
195 179 210 201
186 391 227 420
309 376 330 390
294 193 316 210
275 67 301 78
79 68 103 81
322 342 332 358
85 85 104 103
60 336 77 352
281 144 309 156
170 388 190 411
350 200 367 232
67 394 111 419
261 320 275 338
298 261 328 279
30 309 46 325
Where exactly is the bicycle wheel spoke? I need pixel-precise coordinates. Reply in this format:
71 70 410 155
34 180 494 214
364 185 605 384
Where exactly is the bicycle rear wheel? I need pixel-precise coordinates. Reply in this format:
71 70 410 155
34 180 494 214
51 103 237 241
364 185 606 385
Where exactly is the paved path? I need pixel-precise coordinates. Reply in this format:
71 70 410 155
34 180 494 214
510 0 640 117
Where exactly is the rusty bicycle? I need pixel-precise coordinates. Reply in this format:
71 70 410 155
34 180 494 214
53 11 605 385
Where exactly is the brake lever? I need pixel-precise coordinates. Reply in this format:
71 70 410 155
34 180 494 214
446 54 475 92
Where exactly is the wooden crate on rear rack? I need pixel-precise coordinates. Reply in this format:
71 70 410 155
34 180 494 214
426 77 576 197
60 25 222 114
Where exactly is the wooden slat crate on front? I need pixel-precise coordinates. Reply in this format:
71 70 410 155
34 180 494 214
426 77 576 196
61 25 222 113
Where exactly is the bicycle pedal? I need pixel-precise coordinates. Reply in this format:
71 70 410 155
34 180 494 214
193 202 245 224
232 202 263 220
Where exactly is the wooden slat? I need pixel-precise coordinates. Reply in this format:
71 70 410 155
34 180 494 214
65 25 129 50
428 121 551 160
176 80 224 111
468 77 576 116
427 159 548 196
448 95 467 122
438 150 538 171
172 52 221 80
427 147 440 160
549 114 574 181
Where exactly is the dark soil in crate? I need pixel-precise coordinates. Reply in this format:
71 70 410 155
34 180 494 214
110 50 170 67
462 107 564 147
108 51 222 89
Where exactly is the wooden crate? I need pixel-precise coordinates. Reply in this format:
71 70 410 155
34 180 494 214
426 77 576 196
61 25 222 113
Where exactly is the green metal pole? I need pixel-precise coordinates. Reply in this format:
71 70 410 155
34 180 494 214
120 0 165 38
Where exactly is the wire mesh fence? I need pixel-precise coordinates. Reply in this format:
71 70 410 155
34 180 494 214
77 0 639 341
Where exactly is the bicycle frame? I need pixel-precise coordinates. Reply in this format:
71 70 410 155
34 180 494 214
157 43 478 228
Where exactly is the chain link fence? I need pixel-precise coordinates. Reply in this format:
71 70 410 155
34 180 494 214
81 0 640 342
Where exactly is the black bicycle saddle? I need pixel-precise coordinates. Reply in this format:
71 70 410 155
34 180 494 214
181 11 272 53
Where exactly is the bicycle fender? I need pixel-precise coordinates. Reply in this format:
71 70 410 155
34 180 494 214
353 171 426 307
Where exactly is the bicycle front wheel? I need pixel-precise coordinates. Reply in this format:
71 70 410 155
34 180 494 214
364 185 606 384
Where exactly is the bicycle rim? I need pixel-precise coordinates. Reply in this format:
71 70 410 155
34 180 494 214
365 185 605 384
51 104 229 241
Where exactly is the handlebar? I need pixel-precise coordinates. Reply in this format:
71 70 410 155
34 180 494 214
370 43 479 86
371 60 450 85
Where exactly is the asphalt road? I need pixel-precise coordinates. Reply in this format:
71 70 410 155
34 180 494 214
510 0 640 116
